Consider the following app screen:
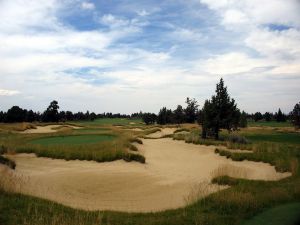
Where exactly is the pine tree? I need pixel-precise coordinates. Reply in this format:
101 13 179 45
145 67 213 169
291 102 300 129
174 105 185 124
239 111 248 128
185 97 198 123
201 78 240 139
275 108 286 122
42 100 60 122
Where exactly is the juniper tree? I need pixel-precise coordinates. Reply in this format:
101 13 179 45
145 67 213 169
291 102 300 129
201 78 240 139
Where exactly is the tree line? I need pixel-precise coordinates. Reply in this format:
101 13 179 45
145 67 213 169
142 78 300 139
1 79 299 135
0 100 133 123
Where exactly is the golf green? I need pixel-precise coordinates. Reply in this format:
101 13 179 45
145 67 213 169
30 134 116 145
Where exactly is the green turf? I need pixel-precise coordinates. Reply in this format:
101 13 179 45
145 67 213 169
73 118 143 126
30 134 116 146
242 202 300 225
73 128 110 133
244 132 300 144
248 121 293 127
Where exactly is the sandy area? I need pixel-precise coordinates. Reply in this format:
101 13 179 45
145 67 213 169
1 138 290 212
146 128 177 138
123 128 143 131
19 125 81 134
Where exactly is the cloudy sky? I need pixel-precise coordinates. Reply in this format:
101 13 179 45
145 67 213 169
0 0 299 114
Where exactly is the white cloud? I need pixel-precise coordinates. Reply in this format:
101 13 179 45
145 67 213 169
200 52 270 75
0 89 20 96
245 28 300 59
81 2 95 10
200 0 300 28
136 9 150 17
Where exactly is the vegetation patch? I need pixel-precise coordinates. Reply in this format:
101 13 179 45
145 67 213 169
29 134 116 146
0 155 16 169
211 176 239 186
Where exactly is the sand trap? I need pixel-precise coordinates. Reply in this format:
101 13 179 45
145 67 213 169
1 138 290 212
19 125 81 134
146 128 177 138
124 128 143 131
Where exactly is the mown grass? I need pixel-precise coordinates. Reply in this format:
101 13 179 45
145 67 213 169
0 123 299 225
243 132 300 144
72 118 143 126
248 120 293 127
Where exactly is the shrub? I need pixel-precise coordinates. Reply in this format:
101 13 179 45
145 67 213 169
0 155 16 169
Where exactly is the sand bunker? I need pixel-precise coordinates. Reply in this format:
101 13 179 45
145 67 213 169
146 128 177 138
1 138 290 212
19 125 81 134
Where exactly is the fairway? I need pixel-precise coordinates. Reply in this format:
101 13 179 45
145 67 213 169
245 132 300 144
74 118 143 126
30 134 116 146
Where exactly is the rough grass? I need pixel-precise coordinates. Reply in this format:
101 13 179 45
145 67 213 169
242 202 300 225
0 125 145 164
29 134 116 145
0 124 300 225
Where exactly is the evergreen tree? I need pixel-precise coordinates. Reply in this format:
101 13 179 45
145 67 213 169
201 78 240 139
6 106 27 122
291 102 300 129
174 105 185 124
253 112 263 122
26 110 36 122
239 111 248 128
42 100 60 122
275 108 286 122
157 107 167 125
142 113 157 125
264 112 272 122
185 97 198 123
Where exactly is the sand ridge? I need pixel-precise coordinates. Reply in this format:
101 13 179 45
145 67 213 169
146 128 178 138
1 138 291 212
19 125 82 134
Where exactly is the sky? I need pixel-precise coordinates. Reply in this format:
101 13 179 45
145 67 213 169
0 0 299 114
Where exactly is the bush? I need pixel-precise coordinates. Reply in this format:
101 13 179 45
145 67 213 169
0 155 16 169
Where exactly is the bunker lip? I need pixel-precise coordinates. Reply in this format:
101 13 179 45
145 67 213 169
2 138 291 212
19 125 82 134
